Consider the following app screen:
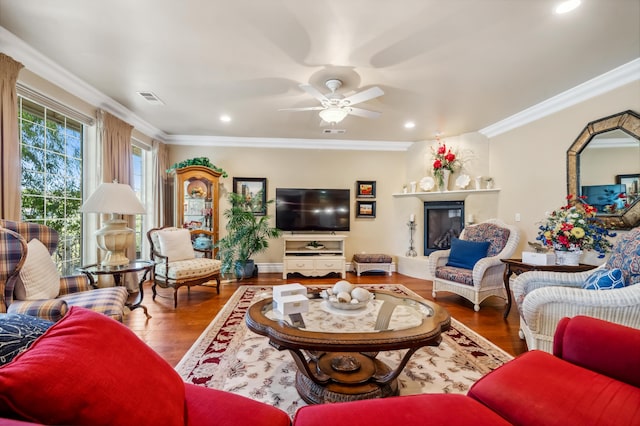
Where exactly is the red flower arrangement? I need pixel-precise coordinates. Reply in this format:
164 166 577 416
431 140 460 188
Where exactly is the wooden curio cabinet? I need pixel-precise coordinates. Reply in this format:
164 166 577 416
173 165 221 251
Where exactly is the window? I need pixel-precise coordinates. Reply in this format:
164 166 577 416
131 144 144 258
19 97 83 275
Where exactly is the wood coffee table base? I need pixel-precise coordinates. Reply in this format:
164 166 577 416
295 352 399 404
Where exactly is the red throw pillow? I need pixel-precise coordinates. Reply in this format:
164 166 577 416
0 307 186 425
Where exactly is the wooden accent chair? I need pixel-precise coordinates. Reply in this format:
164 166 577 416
0 220 129 322
147 227 221 308
429 219 520 311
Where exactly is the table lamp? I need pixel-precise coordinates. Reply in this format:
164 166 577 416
81 181 146 266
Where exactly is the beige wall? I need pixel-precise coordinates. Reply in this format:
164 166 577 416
489 80 640 261
168 145 407 265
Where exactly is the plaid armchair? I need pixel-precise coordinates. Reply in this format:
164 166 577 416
0 220 129 322
429 219 520 312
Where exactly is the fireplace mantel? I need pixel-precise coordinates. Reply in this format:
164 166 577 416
392 188 500 202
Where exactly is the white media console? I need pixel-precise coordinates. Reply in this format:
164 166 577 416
282 234 347 279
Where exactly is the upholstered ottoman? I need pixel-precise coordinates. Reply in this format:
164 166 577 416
352 253 393 276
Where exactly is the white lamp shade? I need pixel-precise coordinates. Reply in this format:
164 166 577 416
319 107 350 124
82 182 145 267
81 182 145 215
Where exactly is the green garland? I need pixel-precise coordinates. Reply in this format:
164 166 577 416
166 157 228 178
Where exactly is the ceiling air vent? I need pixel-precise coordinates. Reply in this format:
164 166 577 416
322 128 346 134
137 91 165 105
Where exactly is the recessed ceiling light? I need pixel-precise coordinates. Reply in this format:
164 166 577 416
404 121 416 129
220 114 231 123
554 0 581 14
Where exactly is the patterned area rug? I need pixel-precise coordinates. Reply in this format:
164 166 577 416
176 284 513 417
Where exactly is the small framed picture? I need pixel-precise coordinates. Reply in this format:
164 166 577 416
356 180 376 198
233 177 267 215
356 201 376 218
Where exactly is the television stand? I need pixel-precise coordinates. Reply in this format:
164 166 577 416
282 234 347 279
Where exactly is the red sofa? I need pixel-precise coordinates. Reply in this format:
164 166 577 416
293 316 640 426
3 310 639 426
0 307 290 426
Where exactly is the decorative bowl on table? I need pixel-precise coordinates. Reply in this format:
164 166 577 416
321 284 373 310
305 244 324 250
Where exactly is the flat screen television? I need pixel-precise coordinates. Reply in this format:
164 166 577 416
276 188 350 232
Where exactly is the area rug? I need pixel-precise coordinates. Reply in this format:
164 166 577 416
176 284 513 417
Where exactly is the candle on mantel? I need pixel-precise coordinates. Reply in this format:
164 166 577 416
410 214 415 222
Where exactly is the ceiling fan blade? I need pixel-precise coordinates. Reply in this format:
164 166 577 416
278 106 324 112
348 107 381 119
342 86 384 106
299 84 329 103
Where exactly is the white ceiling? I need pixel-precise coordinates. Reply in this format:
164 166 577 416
1 0 639 144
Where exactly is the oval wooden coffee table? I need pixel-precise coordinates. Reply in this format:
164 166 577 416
245 290 450 404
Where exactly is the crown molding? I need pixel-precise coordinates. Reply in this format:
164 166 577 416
164 134 414 151
1 26 168 141
479 58 640 138
3 25 637 145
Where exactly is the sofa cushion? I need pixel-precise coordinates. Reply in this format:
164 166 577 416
446 238 490 270
292 394 511 426
605 226 640 286
0 307 186 425
157 228 196 261
468 350 640 426
185 383 290 426
155 258 222 280
582 268 625 290
14 239 60 300
464 223 510 257
0 314 53 365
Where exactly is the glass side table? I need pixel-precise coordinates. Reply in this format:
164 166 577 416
78 260 154 319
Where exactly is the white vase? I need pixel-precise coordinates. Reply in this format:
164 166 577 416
555 250 582 266
436 169 451 192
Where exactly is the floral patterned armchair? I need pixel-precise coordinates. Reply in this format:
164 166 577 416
429 219 520 311
0 220 129 322
512 226 640 353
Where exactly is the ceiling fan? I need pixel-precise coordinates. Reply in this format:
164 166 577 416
280 79 384 124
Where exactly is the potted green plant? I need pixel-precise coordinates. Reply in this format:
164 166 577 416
216 192 281 280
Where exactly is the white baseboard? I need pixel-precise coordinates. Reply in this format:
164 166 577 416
256 262 397 275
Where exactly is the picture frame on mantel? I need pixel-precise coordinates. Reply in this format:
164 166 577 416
233 177 267 215
356 180 376 198
356 201 376 218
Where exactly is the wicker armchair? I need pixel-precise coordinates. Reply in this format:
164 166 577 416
0 220 129 322
147 227 221 308
512 227 640 353
429 219 520 311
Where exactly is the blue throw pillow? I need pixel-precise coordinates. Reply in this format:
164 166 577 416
0 314 54 365
446 238 491 270
583 268 625 290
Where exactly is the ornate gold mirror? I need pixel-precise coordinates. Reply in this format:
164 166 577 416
567 110 640 229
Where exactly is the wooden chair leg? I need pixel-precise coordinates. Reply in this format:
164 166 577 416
152 283 158 301
215 276 221 294
173 289 178 308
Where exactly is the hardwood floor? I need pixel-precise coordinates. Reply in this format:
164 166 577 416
124 272 528 367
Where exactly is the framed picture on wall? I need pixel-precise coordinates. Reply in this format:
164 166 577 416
356 180 376 198
356 201 376 218
233 177 267 215
616 173 640 203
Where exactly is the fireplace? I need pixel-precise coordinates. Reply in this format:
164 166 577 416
423 201 465 255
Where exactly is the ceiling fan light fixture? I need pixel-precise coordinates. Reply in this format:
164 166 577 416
319 107 349 124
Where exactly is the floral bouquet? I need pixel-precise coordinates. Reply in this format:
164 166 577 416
431 141 460 188
536 195 616 257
